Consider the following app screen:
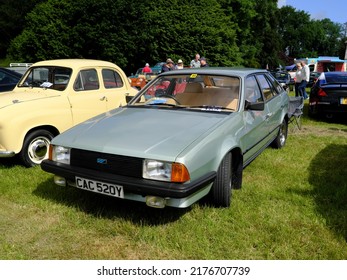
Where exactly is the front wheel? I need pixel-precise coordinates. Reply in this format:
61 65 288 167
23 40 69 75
19 129 54 167
210 153 233 207
272 119 288 149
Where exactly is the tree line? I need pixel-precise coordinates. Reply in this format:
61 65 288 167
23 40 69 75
0 0 346 74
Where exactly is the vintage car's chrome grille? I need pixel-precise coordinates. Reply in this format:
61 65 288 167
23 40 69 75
70 149 143 178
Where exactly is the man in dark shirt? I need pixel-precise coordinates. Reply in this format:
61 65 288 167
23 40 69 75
200 57 209 67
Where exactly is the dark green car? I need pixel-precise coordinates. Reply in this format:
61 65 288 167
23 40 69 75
41 68 289 209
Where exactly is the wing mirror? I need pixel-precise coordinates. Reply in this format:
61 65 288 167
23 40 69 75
244 100 265 111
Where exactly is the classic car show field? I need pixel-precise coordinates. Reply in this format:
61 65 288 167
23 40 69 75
1 108 346 259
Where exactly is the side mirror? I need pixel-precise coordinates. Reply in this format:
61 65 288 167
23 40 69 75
244 100 265 111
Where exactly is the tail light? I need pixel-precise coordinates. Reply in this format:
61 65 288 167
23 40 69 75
318 88 327 97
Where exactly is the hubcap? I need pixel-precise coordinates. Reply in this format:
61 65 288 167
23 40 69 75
28 137 50 164
279 122 287 146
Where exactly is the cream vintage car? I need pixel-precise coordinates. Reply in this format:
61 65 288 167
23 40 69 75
0 59 137 167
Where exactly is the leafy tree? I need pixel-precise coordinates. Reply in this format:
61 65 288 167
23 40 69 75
309 19 342 56
277 6 312 60
5 0 346 73
143 0 242 67
0 0 45 58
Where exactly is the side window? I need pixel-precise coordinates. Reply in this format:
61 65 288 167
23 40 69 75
256 74 276 101
245 76 263 103
102 69 124 89
266 73 282 93
74 69 99 91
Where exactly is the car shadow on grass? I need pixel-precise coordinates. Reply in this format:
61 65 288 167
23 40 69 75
33 178 190 225
308 144 347 242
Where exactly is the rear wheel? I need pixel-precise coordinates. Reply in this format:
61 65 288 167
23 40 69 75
19 129 54 167
211 153 233 207
272 119 288 149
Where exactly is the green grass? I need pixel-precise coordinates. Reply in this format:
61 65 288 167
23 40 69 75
1 102 347 260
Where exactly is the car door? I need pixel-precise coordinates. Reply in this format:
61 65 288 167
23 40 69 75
255 73 285 135
241 75 269 166
67 68 108 125
101 68 130 110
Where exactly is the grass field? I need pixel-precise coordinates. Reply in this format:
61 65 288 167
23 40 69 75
1 101 347 260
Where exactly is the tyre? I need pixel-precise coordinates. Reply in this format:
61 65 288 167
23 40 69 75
19 129 54 167
210 153 233 207
272 119 288 149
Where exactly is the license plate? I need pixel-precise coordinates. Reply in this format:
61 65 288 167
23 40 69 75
340 97 347 105
75 177 124 198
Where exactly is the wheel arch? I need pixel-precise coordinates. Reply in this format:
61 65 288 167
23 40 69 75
24 125 60 143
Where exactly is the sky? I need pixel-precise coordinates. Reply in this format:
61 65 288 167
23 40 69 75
278 0 347 25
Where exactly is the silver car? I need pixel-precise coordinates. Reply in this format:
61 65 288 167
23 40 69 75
41 68 289 208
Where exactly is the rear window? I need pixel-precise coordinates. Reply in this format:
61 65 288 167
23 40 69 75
326 74 347 84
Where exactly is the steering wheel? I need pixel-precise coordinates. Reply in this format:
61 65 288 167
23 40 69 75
157 94 181 105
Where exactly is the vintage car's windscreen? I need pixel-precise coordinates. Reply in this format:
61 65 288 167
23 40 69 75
18 66 72 91
129 74 240 111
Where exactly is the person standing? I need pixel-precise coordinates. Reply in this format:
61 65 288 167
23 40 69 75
298 60 310 99
142 63 152 73
294 62 302 97
176 59 184 69
161 59 175 72
190 53 201 68
200 57 209 67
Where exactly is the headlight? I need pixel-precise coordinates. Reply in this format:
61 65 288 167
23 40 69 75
50 145 71 164
143 159 190 183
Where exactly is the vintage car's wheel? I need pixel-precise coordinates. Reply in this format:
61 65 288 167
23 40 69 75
19 129 54 167
211 153 232 207
272 119 288 149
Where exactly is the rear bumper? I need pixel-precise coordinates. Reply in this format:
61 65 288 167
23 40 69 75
309 101 347 115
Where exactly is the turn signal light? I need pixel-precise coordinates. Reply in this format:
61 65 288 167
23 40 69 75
171 163 190 183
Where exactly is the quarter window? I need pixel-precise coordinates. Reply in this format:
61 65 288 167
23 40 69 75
256 74 276 101
266 73 282 93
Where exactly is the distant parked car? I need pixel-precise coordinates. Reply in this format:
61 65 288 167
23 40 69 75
0 67 22 92
128 67 158 89
151 62 165 73
0 59 137 167
7 62 33 75
269 70 291 92
41 68 289 209
309 71 347 118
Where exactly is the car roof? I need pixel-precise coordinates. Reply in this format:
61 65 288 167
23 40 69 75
158 67 268 78
0 67 23 78
31 59 119 68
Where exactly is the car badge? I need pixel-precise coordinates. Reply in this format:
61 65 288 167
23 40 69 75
97 158 107 164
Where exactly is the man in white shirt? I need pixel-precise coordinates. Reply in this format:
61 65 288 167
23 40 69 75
298 60 310 99
190 53 201 68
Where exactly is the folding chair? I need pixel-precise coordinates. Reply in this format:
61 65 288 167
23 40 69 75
288 96 304 131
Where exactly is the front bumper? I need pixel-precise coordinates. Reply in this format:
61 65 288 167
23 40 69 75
0 150 15 158
41 160 216 208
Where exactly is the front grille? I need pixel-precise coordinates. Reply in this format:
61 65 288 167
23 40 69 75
71 148 143 178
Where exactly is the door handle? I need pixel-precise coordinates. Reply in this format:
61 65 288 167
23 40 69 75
100 96 107 101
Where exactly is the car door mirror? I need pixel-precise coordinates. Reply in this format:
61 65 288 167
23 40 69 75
244 100 265 111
